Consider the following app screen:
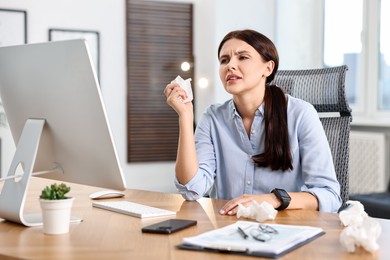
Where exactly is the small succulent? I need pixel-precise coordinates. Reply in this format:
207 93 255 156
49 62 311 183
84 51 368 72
40 183 71 200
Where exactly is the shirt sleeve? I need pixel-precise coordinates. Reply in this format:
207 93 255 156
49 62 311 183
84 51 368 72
296 102 342 212
175 109 217 200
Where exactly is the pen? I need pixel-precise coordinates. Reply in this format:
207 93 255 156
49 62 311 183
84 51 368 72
237 226 248 239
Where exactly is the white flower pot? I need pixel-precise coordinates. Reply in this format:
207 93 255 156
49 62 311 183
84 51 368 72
39 198 74 235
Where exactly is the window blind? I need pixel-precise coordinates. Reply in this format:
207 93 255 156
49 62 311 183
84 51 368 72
126 0 194 162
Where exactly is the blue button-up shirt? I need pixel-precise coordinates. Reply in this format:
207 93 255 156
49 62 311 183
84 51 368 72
175 95 342 212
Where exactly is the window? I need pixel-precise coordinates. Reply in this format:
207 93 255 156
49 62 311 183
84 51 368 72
324 0 363 106
324 0 390 122
379 0 390 110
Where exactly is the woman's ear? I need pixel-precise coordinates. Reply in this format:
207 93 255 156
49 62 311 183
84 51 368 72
264 60 275 77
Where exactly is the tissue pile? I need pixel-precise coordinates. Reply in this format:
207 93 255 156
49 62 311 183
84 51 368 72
236 200 277 222
339 200 381 253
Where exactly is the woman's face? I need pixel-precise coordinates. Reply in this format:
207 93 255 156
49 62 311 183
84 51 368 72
218 38 274 96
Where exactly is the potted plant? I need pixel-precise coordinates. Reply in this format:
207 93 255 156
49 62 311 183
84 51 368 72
39 183 74 235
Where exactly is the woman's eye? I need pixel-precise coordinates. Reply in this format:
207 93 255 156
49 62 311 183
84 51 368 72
219 58 228 64
239 56 249 60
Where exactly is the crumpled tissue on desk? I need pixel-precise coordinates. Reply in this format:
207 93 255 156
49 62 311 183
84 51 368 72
237 200 277 222
339 200 382 253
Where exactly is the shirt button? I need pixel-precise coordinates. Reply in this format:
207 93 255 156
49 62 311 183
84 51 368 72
251 130 256 135
247 180 251 185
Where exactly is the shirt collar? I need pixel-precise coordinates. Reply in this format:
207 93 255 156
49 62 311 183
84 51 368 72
228 99 264 119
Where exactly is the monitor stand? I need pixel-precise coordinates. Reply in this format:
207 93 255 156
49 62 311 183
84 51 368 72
0 119 82 226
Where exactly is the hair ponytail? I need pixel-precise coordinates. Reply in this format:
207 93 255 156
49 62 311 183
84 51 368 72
252 84 293 171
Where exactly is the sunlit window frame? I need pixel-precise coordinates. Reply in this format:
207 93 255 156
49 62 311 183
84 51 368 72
325 0 390 126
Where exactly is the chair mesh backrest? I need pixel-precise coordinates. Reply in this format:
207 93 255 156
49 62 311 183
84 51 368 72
272 65 352 205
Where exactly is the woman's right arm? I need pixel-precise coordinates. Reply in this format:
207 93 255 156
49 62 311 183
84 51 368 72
164 82 198 185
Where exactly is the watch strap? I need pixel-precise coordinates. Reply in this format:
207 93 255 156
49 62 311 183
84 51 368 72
272 188 291 211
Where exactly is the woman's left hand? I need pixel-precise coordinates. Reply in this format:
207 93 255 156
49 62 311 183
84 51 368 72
219 193 280 216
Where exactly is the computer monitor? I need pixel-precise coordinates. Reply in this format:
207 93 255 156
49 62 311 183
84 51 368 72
0 39 126 226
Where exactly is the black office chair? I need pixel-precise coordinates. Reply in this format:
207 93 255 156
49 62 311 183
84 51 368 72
349 183 390 219
272 65 352 208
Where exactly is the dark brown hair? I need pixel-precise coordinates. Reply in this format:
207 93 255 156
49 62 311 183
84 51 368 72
218 29 293 171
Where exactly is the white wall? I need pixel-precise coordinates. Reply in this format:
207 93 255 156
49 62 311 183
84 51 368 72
0 0 321 193
276 0 323 69
0 0 135 187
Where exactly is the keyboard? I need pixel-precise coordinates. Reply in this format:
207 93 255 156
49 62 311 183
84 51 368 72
92 201 176 218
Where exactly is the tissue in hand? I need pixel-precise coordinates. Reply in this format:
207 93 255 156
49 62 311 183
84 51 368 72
171 75 193 103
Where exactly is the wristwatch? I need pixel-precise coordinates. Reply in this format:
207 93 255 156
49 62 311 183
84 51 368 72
271 188 291 210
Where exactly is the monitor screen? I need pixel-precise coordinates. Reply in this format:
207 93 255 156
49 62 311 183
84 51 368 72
0 39 126 191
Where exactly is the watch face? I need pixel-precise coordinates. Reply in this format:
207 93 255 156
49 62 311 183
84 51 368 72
278 189 291 199
273 188 291 200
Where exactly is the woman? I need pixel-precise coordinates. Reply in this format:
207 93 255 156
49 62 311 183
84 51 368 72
164 29 342 214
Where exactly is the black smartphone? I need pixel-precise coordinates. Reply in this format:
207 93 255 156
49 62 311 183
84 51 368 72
141 219 197 234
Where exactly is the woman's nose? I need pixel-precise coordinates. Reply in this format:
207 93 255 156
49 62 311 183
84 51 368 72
227 61 236 71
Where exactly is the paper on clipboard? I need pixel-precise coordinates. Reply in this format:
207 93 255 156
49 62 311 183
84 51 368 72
178 221 325 258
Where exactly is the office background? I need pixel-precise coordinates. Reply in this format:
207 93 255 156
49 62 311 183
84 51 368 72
0 0 388 195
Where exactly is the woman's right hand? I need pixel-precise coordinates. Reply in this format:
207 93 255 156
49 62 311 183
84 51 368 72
164 82 193 116
164 82 198 185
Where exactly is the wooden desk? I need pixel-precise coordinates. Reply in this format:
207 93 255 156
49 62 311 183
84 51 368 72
0 177 389 259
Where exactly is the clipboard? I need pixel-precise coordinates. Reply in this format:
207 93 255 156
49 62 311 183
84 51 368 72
177 221 325 258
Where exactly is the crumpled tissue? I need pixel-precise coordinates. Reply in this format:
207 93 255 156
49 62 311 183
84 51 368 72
339 200 381 253
237 200 277 222
171 75 193 103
